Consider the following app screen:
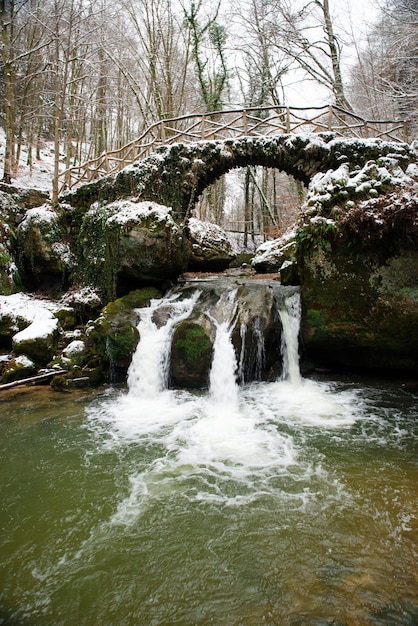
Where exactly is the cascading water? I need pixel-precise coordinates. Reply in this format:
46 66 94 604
127 290 201 398
279 291 302 384
126 280 302 400
207 289 239 409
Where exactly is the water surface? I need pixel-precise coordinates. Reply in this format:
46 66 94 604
1 376 417 625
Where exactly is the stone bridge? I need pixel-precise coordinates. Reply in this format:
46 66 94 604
62 133 414 218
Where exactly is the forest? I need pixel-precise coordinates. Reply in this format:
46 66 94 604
1 0 417 237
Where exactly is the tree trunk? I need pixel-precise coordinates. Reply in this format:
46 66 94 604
1 0 16 183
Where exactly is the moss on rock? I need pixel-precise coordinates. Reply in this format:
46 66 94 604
87 287 160 380
170 318 213 388
297 176 418 374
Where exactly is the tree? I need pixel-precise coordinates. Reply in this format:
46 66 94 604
117 0 194 127
182 0 229 112
233 0 290 108
348 0 418 138
1 0 17 183
257 0 352 110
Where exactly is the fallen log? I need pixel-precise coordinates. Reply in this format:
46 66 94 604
0 369 68 391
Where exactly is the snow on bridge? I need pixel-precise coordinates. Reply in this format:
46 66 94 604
58 105 410 199
61 132 415 219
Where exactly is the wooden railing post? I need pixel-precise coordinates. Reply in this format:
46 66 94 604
242 109 248 134
328 105 333 131
201 115 206 139
286 108 291 133
159 122 166 142
403 121 409 143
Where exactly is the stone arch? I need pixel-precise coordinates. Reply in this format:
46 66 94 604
63 133 414 219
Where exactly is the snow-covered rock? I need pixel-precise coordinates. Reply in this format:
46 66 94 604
251 228 297 277
78 200 189 300
61 339 89 368
187 217 236 271
0 293 61 364
1 354 36 384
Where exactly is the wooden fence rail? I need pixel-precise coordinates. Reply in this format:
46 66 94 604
58 104 409 196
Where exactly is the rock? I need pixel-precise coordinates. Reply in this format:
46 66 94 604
251 228 298 282
13 313 60 365
1 355 36 384
0 191 21 295
297 170 418 375
0 183 49 209
87 287 160 381
186 218 236 271
16 204 74 290
60 286 103 323
167 279 288 388
231 282 285 382
170 315 214 388
78 200 188 301
0 293 62 365
61 339 90 368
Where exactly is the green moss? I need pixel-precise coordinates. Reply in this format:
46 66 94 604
77 204 121 301
306 309 328 341
175 326 212 365
88 287 160 373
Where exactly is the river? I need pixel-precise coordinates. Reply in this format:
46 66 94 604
0 288 417 625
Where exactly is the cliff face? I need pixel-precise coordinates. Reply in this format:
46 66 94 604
296 160 418 375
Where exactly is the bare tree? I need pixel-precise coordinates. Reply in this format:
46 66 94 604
182 0 229 112
257 0 353 110
348 0 418 138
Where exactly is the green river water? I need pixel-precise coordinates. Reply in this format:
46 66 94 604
1 374 417 626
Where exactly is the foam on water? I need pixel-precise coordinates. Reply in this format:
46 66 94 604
85 284 363 525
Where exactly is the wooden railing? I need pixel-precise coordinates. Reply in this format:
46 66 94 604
58 105 409 195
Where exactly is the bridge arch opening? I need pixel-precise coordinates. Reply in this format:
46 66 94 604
190 166 307 252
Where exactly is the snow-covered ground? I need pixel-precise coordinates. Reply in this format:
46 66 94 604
0 127 62 193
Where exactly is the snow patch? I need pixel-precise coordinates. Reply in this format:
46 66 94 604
106 200 173 225
63 339 86 357
0 293 60 339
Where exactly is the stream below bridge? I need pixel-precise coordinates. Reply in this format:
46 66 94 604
1 281 417 625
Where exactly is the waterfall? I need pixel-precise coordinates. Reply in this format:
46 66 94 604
207 290 239 408
126 279 303 400
278 292 302 385
127 290 200 398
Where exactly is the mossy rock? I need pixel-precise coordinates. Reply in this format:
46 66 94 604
298 234 418 374
1 355 35 383
77 200 188 301
170 318 213 388
16 204 74 291
88 287 160 377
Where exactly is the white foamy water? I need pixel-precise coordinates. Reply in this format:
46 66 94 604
85 284 362 525
208 289 239 410
127 290 201 398
279 291 302 384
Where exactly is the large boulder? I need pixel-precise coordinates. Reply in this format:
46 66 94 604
0 293 62 365
170 313 214 388
251 228 298 283
297 157 418 374
78 200 188 301
16 204 74 290
186 218 236 271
